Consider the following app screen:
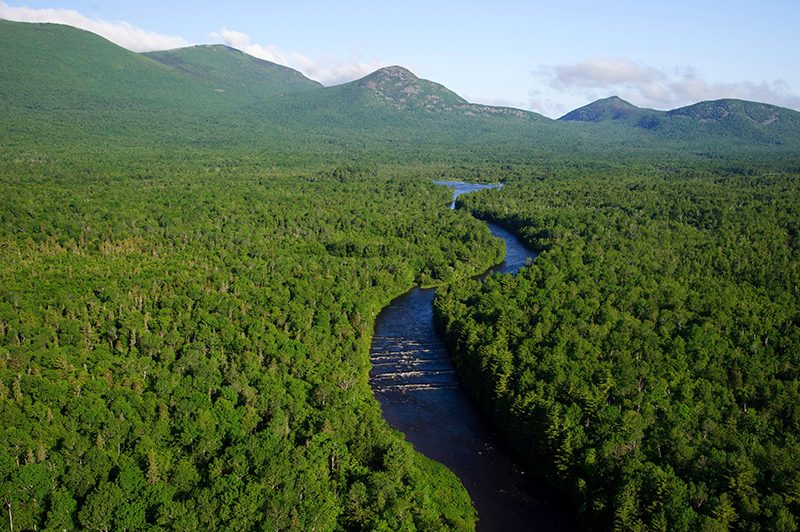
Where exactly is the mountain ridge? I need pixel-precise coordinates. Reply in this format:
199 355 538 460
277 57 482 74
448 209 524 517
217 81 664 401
558 96 647 122
558 94 800 146
559 95 796 127
1 19 799 157
144 45 323 97
353 66 536 120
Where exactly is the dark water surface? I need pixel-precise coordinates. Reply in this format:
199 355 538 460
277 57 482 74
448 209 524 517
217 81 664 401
369 182 577 532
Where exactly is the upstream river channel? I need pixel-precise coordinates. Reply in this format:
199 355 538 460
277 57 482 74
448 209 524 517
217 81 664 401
369 182 577 532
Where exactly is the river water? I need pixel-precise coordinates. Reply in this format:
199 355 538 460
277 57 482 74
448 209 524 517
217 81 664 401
369 182 577 532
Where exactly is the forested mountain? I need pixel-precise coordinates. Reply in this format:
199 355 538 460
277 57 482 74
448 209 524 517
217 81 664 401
144 45 323 97
559 96 800 147
558 96 647 123
2 19 799 162
1 17 800 532
0 20 267 153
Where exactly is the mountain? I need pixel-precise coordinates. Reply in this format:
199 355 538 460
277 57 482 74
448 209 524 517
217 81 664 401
0 20 553 160
0 19 269 151
352 66 534 120
0 21 253 117
144 45 323 97
559 96 800 147
253 65 546 145
1 19 799 160
354 65 468 110
558 96 650 123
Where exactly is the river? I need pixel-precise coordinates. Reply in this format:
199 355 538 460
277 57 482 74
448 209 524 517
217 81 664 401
369 181 576 532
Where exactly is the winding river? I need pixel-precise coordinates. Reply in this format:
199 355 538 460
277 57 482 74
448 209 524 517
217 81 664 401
369 182 577 532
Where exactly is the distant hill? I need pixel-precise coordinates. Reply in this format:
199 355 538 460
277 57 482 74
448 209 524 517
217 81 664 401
0 20 183 114
559 96 800 148
558 96 649 123
144 45 323 97
353 66 535 120
355 65 469 111
1 19 799 161
0 20 554 160
253 65 546 144
0 19 269 151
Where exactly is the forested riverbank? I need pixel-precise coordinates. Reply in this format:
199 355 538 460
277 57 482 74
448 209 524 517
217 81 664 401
433 166 800 531
0 162 507 531
369 182 576 532
3 19 800 532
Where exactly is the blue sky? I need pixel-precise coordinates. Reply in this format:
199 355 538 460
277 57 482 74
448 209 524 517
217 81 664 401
2 0 799 118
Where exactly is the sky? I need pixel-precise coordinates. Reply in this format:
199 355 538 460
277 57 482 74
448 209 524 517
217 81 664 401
2 0 799 118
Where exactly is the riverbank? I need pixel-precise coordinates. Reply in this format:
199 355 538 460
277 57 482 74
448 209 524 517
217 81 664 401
369 182 576 532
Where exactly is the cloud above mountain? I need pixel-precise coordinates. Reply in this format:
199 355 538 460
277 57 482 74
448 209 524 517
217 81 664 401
532 58 800 116
209 27 388 86
0 1 188 51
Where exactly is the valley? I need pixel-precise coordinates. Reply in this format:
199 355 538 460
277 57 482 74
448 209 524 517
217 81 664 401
0 19 798 532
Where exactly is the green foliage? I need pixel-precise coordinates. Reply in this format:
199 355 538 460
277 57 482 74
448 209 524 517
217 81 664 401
3 17 800 532
2 19 799 170
560 96 800 149
145 45 323 96
435 166 800 532
0 161 492 531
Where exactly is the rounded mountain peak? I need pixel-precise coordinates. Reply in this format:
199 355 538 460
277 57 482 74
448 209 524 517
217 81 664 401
356 65 466 110
559 96 644 122
357 65 420 91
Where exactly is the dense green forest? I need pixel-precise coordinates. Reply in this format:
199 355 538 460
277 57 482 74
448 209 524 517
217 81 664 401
433 165 800 532
3 18 800 532
0 159 509 531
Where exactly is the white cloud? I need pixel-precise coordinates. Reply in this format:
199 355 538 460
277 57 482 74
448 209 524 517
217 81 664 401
533 58 800 114
210 27 389 86
0 1 188 52
209 28 293 65
551 58 664 88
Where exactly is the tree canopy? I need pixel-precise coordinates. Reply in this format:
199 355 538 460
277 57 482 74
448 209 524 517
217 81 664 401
434 164 800 532
0 160 507 531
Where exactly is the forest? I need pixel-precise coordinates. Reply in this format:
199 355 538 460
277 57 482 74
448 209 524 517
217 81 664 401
433 163 800 531
0 159 509 531
5 152 798 532
2 18 800 532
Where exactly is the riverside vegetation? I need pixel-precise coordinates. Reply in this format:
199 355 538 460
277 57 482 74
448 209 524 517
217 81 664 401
433 166 800 532
0 161 502 531
1 18 800 532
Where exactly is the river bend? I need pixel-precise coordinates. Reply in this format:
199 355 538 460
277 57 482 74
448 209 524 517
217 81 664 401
369 182 576 532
